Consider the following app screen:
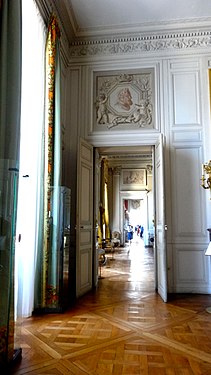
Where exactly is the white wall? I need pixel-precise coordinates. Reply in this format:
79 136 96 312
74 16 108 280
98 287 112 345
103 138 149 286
167 57 211 293
62 30 211 294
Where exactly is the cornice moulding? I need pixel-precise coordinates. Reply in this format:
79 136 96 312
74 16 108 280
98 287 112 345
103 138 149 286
69 30 211 58
73 18 211 39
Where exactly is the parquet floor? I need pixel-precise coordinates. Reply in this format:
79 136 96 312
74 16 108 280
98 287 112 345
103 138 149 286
10 238 211 374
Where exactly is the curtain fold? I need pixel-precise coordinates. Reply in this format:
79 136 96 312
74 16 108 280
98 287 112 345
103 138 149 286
34 14 62 310
0 0 22 164
15 0 47 320
0 0 22 365
100 159 110 242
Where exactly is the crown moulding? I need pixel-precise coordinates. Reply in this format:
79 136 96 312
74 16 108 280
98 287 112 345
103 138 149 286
69 30 211 58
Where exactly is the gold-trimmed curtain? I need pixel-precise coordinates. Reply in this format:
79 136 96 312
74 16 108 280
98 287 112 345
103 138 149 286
43 15 61 308
100 158 110 241
34 14 62 310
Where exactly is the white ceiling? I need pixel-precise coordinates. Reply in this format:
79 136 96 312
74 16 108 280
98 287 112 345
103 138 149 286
66 0 211 37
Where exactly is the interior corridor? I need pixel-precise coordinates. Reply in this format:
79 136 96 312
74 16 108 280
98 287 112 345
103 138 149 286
11 240 211 374
99 236 154 293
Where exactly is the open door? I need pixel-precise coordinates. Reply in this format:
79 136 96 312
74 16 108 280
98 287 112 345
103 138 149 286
76 138 93 297
93 148 101 287
154 134 168 302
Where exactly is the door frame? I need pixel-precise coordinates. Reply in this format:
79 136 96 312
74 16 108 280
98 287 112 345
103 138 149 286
92 137 167 299
153 134 168 301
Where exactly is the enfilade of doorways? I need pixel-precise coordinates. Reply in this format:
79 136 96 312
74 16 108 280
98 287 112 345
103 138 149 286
96 145 155 290
98 234 155 292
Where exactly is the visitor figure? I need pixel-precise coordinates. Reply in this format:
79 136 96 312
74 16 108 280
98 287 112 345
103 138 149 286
127 225 133 244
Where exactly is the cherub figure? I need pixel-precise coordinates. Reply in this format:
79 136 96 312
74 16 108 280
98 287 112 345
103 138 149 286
96 93 109 124
129 99 152 126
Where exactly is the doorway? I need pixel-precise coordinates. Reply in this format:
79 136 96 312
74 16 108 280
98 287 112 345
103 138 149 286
95 145 156 292
77 135 167 303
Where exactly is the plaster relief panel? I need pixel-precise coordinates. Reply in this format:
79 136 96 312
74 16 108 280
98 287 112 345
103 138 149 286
93 69 155 131
121 168 147 191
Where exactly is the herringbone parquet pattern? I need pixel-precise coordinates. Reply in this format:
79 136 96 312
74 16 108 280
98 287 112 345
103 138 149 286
10 239 211 374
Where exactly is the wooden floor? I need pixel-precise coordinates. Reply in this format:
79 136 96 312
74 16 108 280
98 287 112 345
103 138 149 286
10 238 211 374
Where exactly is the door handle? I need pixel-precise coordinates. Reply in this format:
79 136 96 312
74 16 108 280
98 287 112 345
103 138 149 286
75 225 92 230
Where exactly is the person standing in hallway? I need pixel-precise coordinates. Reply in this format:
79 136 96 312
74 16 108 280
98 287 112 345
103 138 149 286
127 225 133 244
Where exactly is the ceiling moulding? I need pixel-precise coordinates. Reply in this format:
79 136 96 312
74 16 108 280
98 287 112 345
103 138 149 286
62 0 79 38
69 30 211 58
97 146 152 154
52 0 75 43
103 154 152 161
72 18 211 39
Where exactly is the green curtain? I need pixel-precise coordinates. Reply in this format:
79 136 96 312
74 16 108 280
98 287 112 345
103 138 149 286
34 15 62 311
0 0 22 365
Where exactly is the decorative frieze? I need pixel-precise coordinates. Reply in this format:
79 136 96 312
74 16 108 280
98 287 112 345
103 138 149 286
70 31 211 58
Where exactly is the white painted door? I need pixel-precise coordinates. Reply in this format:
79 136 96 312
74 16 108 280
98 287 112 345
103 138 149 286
93 148 101 287
76 138 93 297
154 134 168 302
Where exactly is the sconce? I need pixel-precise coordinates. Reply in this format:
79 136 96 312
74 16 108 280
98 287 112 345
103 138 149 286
201 160 211 197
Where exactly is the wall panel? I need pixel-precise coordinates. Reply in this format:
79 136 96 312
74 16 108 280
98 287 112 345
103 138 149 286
164 57 211 293
172 146 205 239
171 71 200 126
173 244 210 293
